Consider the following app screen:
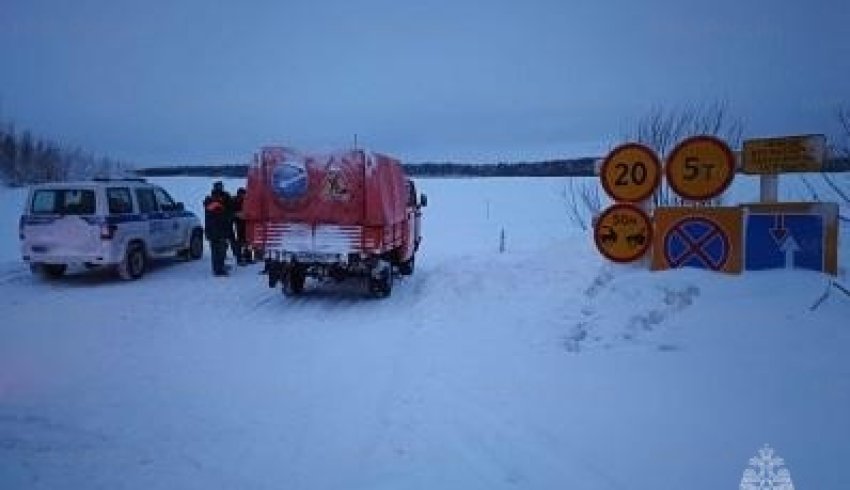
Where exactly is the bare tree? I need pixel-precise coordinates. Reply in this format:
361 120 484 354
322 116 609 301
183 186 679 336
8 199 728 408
561 102 741 228
632 101 743 207
0 123 15 183
837 106 850 158
562 177 602 231
0 119 135 186
818 106 850 210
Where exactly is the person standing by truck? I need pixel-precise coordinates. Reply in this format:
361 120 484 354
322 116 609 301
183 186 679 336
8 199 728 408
209 181 242 265
204 182 231 276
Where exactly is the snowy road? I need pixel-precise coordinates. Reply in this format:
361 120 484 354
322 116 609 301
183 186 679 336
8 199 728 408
2 176 849 489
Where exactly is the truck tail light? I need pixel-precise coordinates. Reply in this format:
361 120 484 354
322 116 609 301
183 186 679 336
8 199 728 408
100 224 117 240
19 216 25 240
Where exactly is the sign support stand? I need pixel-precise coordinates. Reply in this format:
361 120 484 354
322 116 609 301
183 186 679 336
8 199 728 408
760 174 779 203
633 198 653 269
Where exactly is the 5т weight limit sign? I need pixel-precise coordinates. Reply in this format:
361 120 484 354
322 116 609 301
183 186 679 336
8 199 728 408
600 143 661 202
665 136 735 200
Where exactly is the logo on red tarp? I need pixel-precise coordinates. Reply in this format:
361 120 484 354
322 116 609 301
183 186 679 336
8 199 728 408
272 159 308 200
321 160 350 202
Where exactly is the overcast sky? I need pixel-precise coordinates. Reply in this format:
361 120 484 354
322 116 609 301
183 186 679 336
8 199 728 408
2 0 849 166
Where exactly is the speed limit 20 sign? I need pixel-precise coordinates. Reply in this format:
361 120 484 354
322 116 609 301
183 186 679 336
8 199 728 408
665 136 736 200
600 143 661 202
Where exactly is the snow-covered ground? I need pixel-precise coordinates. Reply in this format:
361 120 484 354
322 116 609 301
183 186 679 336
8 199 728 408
1 174 849 489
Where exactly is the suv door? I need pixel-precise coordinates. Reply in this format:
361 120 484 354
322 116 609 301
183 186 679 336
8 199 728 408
106 186 144 243
153 186 186 250
135 187 171 253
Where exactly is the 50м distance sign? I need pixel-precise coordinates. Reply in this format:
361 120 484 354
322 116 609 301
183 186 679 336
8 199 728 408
594 204 653 263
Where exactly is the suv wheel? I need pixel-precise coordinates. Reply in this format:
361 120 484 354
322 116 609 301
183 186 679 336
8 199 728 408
189 230 204 260
118 244 146 280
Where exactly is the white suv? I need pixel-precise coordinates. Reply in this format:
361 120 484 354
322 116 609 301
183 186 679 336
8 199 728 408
19 178 204 280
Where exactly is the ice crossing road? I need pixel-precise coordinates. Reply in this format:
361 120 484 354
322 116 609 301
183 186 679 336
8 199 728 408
1 176 849 489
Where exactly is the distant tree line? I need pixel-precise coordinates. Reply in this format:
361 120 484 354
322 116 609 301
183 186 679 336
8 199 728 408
0 121 131 186
5 112 849 186
136 158 600 179
137 164 249 178
404 159 597 177
135 155 849 180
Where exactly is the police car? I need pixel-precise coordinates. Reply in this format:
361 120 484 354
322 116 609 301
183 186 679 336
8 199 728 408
19 178 204 280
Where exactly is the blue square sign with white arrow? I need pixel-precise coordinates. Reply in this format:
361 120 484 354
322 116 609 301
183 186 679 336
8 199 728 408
745 212 824 271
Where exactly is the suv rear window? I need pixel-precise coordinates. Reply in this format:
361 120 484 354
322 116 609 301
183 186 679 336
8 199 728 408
107 187 134 214
31 189 96 215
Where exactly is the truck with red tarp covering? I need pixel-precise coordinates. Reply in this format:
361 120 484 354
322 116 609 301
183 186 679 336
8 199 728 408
243 146 426 297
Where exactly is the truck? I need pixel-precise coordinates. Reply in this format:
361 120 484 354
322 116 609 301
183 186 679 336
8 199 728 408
243 146 426 297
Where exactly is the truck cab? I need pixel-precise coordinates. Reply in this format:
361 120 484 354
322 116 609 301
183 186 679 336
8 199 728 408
401 178 427 274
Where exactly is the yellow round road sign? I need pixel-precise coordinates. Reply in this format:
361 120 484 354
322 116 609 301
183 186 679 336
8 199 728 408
594 203 653 263
600 143 661 202
666 135 735 200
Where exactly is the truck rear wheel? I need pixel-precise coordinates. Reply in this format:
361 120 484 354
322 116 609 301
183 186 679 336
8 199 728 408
398 255 415 276
283 268 306 296
369 265 393 298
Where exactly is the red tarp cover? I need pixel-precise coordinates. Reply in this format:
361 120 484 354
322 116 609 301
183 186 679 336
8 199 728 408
244 147 407 227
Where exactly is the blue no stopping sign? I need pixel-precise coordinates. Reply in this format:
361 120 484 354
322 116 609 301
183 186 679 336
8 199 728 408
664 217 731 270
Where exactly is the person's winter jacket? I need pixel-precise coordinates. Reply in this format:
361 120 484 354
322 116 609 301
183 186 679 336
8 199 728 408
203 193 232 240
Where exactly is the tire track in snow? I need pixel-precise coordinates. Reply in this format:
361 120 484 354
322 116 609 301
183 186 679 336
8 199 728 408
0 263 33 286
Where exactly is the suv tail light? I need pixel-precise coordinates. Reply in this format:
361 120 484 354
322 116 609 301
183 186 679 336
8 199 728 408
18 216 25 240
100 224 117 240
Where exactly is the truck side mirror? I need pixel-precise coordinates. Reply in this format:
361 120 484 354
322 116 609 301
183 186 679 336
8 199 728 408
420 194 428 207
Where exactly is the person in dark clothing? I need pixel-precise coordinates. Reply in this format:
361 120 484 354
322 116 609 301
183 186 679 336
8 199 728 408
204 182 231 276
208 181 242 265
233 187 249 265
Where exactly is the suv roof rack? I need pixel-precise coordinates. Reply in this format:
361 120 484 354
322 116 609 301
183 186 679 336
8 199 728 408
91 177 147 183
